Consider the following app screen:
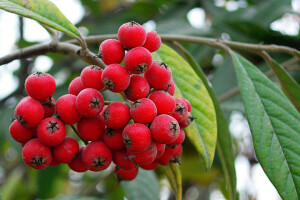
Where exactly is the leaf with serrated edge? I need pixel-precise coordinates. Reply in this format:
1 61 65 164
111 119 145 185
231 52 300 200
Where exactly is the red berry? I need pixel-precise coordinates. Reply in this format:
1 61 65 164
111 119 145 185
142 31 161 52
99 39 125 65
114 165 139 181
15 96 44 128
139 161 158 170
150 114 180 144
9 120 35 143
101 64 130 93
56 94 81 124
103 102 130 129
80 65 104 91
144 61 171 89
171 98 188 123
25 72 56 101
118 21 146 49
180 98 191 112
103 128 126 150
76 88 104 118
124 75 150 101
41 97 56 118
162 80 175 96
155 143 166 159
130 98 157 124
68 147 88 172
179 112 194 128
148 91 176 115
50 157 60 166
82 141 112 171
22 138 52 169
53 136 79 163
122 123 152 153
112 150 136 170
68 76 84 96
127 142 157 165
156 144 182 165
124 47 152 74
169 129 185 146
77 115 105 141
37 118 66 146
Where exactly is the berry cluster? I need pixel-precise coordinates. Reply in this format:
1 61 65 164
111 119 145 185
9 21 194 181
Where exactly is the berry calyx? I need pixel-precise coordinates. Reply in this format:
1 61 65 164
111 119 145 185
162 80 175 96
171 98 188 123
37 118 66 146
124 47 152 74
180 112 195 128
118 21 146 49
99 39 125 65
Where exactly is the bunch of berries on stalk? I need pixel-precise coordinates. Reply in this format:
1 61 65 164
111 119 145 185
9 21 194 181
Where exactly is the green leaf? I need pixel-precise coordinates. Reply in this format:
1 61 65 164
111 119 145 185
0 0 82 40
231 52 300 200
155 44 217 170
121 169 160 200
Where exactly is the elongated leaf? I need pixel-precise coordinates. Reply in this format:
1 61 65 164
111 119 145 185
155 44 217 170
121 169 159 200
0 0 82 40
231 52 300 200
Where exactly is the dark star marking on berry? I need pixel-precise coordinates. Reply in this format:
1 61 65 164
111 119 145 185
129 21 139 26
124 136 132 146
175 103 186 115
160 62 169 69
165 84 171 93
132 100 141 108
136 63 147 73
170 156 181 165
103 78 114 90
106 128 113 137
170 121 178 134
31 155 45 166
34 71 45 77
90 65 100 70
90 97 101 108
47 121 59 133
93 157 106 168
16 114 26 126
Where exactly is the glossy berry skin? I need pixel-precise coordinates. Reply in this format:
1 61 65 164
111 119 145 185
99 39 125 65
142 31 161 52
76 88 104 118
25 72 56 101
150 114 180 144
53 137 79 163
103 102 130 129
22 138 52 170
144 61 171 89
103 128 125 150
82 141 112 171
156 144 182 165
56 94 81 124
148 91 176 115
68 76 84 96
127 142 157 165
80 65 104 91
77 115 105 141
162 80 175 96
114 165 139 181
68 147 88 172
101 64 130 93
171 98 188 123
130 98 157 124
124 75 150 101
112 150 136 170
180 112 194 128
180 98 191 112
155 143 166 159
42 97 56 118
118 21 146 49
169 129 185 146
37 118 66 146
122 123 152 153
124 47 152 74
15 96 44 128
139 161 158 170
9 120 35 143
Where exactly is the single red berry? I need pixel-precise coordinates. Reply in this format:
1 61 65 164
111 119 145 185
171 98 188 123
180 98 191 112
142 31 161 52
99 39 125 65
56 94 81 124
80 65 104 91
77 115 105 141
112 150 136 171
156 144 182 165
103 102 130 129
101 64 130 93
50 157 60 166
124 75 150 101
114 165 139 181
9 120 35 143
82 141 112 171
122 123 152 153
179 112 195 128
127 142 157 165
150 114 180 144
118 21 146 49
162 80 175 96
144 61 171 89
37 118 66 146
103 128 126 150
25 72 56 101
76 88 104 118
139 161 159 170
15 96 44 128
130 98 157 124
41 97 56 118
53 136 79 163
169 129 185 146
124 47 152 74
68 76 84 96
68 147 88 172
22 138 52 169
148 91 176 115
155 143 166 159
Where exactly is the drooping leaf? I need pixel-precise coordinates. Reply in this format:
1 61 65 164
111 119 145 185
231 52 300 200
154 44 217 170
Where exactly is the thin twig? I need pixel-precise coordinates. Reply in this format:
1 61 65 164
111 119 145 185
70 124 88 145
104 101 112 105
